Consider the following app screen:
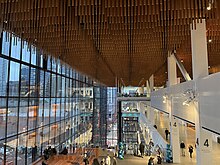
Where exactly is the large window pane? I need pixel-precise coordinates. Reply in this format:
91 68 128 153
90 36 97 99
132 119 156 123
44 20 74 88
51 74 56 97
17 133 27 165
0 98 7 139
45 72 51 97
47 56 51 70
38 98 44 127
0 58 8 96
56 98 60 121
11 35 21 60
7 98 18 136
22 40 30 63
19 98 28 133
50 98 56 123
39 70 44 97
21 64 30 97
28 99 38 130
9 61 20 96
6 137 16 165
52 57 56 72
1 31 10 56
57 75 61 97
30 67 37 97
61 76 65 97
31 46 37 65
44 98 50 125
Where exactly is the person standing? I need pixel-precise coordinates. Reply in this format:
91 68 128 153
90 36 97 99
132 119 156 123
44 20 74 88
165 128 169 140
188 145 193 158
139 142 145 158
148 157 154 165
69 144 72 153
180 141 185 156
73 143 76 153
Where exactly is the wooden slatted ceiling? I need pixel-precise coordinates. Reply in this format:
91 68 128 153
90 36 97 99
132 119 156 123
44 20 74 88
0 0 220 86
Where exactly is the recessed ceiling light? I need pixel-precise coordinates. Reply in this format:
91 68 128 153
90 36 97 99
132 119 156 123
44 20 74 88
181 59 183 63
208 39 212 43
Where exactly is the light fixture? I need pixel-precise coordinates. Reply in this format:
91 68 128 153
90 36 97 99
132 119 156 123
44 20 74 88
182 100 190 106
180 59 183 63
165 71 167 74
207 6 211 10
208 39 212 43
182 89 196 106
163 95 168 104
208 66 211 69
207 0 214 10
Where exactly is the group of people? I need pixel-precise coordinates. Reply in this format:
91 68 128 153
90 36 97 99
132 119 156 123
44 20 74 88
180 141 194 158
92 154 117 165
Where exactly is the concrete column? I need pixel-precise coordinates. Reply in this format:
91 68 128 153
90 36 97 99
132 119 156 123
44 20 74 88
149 75 155 125
170 99 181 163
149 75 154 92
168 53 177 86
146 80 150 97
167 52 180 163
191 19 212 165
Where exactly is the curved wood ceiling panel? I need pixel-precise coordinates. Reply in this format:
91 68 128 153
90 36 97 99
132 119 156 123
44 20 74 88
0 0 220 86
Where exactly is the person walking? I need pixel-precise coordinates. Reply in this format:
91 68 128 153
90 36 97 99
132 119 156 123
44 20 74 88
188 145 193 158
148 157 154 165
165 128 169 140
139 142 145 158
112 154 117 165
105 154 111 165
180 141 186 156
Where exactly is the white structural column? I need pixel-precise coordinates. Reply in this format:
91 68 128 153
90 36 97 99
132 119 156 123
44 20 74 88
167 53 180 163
146 80 151 98
191 19 212 165
149 75 155 125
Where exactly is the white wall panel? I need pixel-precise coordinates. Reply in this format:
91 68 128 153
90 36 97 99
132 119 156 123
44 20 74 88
172 97 195 123
151 88 168 113
197 73 220 134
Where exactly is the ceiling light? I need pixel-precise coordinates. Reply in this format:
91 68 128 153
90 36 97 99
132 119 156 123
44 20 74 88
208 66 211 69
207 6 211 10
180 59 183 63
208 39 212 43
4 20 7 23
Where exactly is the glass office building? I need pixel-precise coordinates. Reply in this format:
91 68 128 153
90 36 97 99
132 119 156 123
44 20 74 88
0 31 117 165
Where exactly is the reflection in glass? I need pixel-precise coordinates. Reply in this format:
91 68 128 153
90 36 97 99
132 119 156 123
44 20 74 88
0 98 7 139
21 64 30 97
11 34 21 60
9 61 20 96
2 31 10 56
31 46 37 65
22 41 30 63
0 58 8 96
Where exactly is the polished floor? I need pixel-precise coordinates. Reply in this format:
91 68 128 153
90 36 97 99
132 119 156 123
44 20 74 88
118 111 220 165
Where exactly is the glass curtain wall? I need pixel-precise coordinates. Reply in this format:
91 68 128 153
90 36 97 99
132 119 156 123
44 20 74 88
106 87 117 147
92 87 118 148
0 31 94 165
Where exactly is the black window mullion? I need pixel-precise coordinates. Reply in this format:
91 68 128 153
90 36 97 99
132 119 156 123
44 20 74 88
4 32 12 165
